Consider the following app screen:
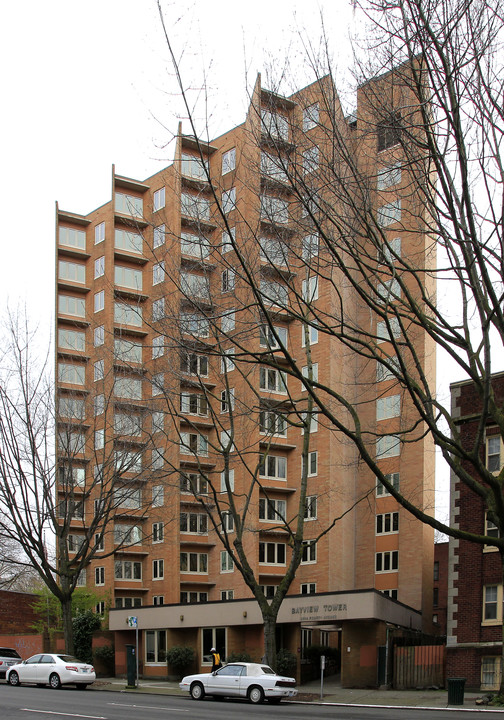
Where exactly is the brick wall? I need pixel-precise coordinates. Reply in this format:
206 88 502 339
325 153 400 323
0 590 39 634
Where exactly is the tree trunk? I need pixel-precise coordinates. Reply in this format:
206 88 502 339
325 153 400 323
61 596 74 656
263 610 278 670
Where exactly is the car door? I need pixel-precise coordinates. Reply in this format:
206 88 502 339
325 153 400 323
37 655 56 684
18 655 43 683
207 664 244 696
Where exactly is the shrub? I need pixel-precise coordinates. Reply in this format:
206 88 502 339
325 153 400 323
93 644 115 674
166 646 195 679
73 610 102 664
276 648 297 677
227 652 253 663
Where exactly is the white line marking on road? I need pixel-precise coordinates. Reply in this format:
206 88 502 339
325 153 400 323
21 710 106 719
108 702 188 712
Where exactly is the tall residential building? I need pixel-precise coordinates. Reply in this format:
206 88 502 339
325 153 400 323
56 68 435 686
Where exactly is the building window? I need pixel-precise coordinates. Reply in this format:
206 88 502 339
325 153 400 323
153 187 165 211
115 597 142 609
115 229 142 254
304 496 317 520
375 550 399 573
377 200 402 228
152 297 165 322
377 278 401 304
378 163 402 190
115 302 143 327
221 512 234 533
181 154 208 180
301 583 317 595
376 356 399 382
376 395 401 420
58 328 86 352
382 589 398 600
58 397 85 420
259 498 286 522
303 146 319 174
221 590 234 600
433 561 439 581
153 262 165 285
260 585 277 599
114 338 142 364
152 336 164 362
261 109 289 141
259 236 289 267
221 348 235 373
93 360 104 382
483 584 502 622
153 559 164 580
220 551 234 573
260 195 289 225
181 352 208 377
301 363 318 389
221 269 236 292
376 435 401 458
180 512 208 534
301 629 312 659
59 226 86 250
303 103 319 131
487 436 501 472
94 567 105 586
260 367 287 393
220 469 235 492
221 310 235 334
302 451 318 477
180 552 208 573
377 111 402 152
376 472 400 496
153 224 165 248
180 312 209 338
115 450 142 474
115 265 143 291
152 522 164 543
481 656 502 691
260 324 288 350
58 295 86 318
94 256 105 279
145 630 166 663
181 192 211 221
181 392 208 416
376 512 399 534
485 513 499 544
95 222 105 244
181 232 210 260
180 268 211 303
259 454 287 480
259 409 287 437
222 148 236 175
220 388 235 413
301 322 319 347
94 290 105 313
180 432 208 457
259 542 286 565
181 473 208 495
59 260 86 284
114 486 142 509
301 540 317 564
181 592 208 604
260 279 288 308
377 316 401 343
114 376 142 400
222 187 236 214
152 372 164 396
153 596 164 606
221 227 236 254
115 193 143 216
114 560 142 580
94 394 105 416
94 325 105 347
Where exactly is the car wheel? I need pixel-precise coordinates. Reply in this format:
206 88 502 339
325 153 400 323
76 684 87 690
49 673 62 689
8 671 20 687
190 682 205 700
248 685 264 704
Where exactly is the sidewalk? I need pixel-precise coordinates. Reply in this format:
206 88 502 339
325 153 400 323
91 675 502 710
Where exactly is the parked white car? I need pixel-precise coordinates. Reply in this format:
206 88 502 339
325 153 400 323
7 653 95 689
179 662 297 704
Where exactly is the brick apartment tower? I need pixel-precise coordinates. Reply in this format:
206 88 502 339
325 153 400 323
55 70 435 651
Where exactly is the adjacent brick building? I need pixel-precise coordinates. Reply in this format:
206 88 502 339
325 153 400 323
56 67 436 686
447 374 504 690
433 541 448 636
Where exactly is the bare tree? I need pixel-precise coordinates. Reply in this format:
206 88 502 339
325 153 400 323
0 310 166 654
154 0 504 680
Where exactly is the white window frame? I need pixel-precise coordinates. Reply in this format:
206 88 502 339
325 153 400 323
301 540 317 564
180 552 208 574
153 224 165 248
376 394 401 421
153 262 165 285
376 472 400 496
153 187 165 211
222 187 236 214
375 550 399 573
94 291 104 313
260 366 287 394
303 103 319 131
259 541 286 566
153 558 164 580
220 551 234 573
222 148 236 175
259 498 286 522
94 256 105 279
376 435 401 458
304 495 317 520
259 454 287 481
95 222 105 244
376 512 399 535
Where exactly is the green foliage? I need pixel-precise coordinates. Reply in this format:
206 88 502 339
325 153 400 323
166 646 195 679
276 648 297 677
73 610 102 664
227 651 253 662
93 644 115 674
31 586 105 634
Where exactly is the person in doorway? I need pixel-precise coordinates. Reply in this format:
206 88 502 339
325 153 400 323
210 647 222 671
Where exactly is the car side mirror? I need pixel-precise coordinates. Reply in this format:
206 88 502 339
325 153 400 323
212 671 217 675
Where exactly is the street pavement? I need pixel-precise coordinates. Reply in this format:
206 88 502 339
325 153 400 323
89 674 503 710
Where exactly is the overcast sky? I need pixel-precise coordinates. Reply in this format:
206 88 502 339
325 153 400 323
1 0 356 319
1 0 452 522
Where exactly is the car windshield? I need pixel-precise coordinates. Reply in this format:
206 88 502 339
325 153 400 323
0 649 21 659
56 655 81 663
260 665 275 674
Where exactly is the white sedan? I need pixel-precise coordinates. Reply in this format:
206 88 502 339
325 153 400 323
7 653 95 689
179 662 297 704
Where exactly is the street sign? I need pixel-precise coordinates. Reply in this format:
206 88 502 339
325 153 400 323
127 616 138 628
